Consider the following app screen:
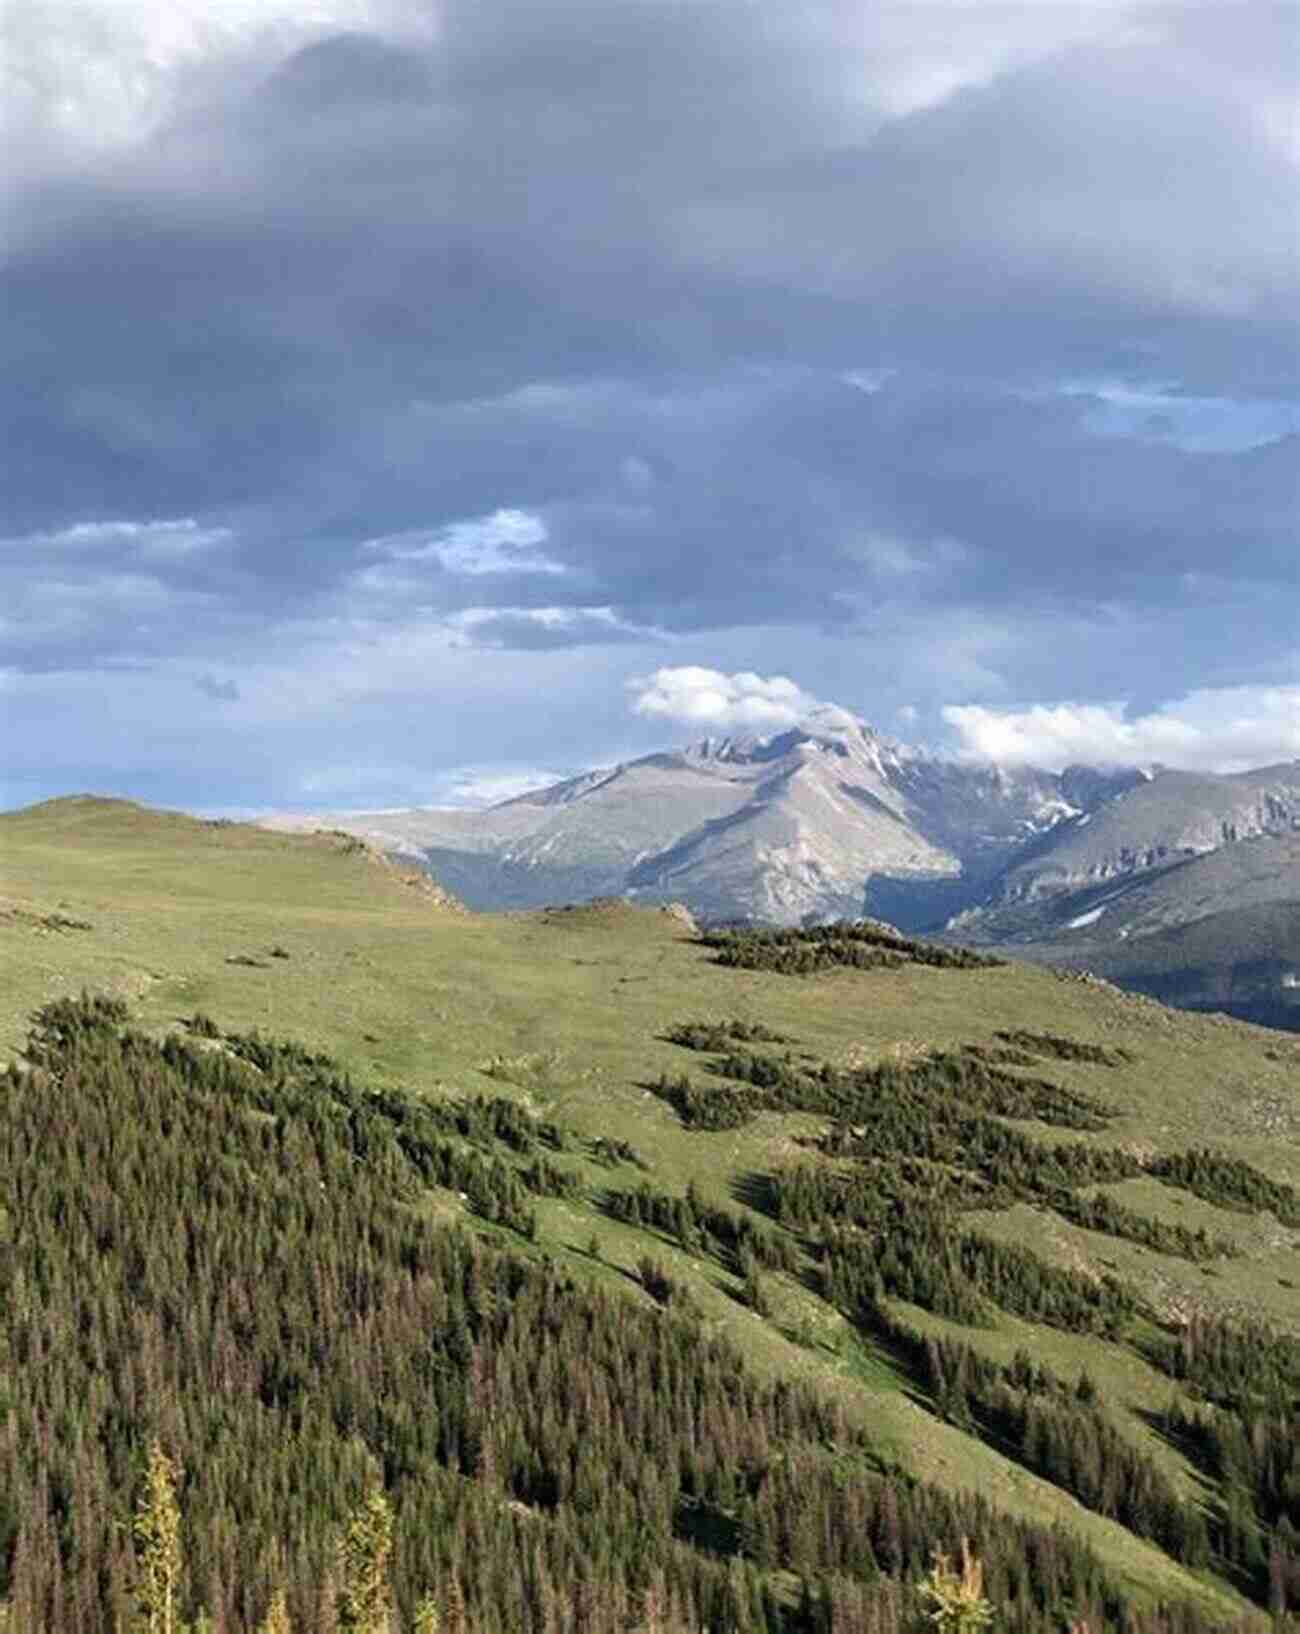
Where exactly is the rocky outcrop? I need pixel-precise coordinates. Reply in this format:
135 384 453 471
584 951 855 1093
985 764 1300 906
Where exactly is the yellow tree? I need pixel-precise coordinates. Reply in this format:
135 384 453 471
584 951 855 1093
257 1588 293 1634
412 1597 440 1634
920 1539 994 1634
134 1442 183 1634
337 1485 395 1634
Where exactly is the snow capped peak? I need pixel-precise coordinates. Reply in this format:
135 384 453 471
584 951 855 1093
681 715 867 758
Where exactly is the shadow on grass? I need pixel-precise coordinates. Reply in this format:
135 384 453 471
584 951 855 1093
1135 1404 1217 1483
730 1169 777 1218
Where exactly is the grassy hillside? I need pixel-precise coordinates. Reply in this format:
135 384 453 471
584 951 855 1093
4 796 1300 1628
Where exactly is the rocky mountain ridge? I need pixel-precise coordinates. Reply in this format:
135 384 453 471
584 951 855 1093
954 829 1300 1031
986 762 1300 905
265 718 1236 922
266 719 1300 1026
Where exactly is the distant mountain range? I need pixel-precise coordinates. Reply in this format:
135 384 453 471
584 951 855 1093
268 719 1300 1029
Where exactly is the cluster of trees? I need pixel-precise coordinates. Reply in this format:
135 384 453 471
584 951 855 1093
170 1022 601 1233
649 999 1300 1609
3 996 1244 1633
1045 1189 1234 1263
1143 1314 1300 1409
995 1395 1204 1566
768 1160 998 1234
210 1019 576 1163
823 1117 1137 1197
1161 1399 1300 1603
423 1093 572 1160
821 1212 1136 1336
667 1020 1251 1269
664 1020 789 1051
588 1136 647 1170
114 1450 1031 1634
698 922 1001 977
1141 1313 1300 1602
991 1031 1132 1068
116 1447 1203 1634
603 1180 800 1276
834 1287 1300 1608
1147 1151 1300 1227
665 1002 1300 1615
665 1036 1118 1134
768 1154 1227 1274
650 1071 757 1131
864 1308 1205 1565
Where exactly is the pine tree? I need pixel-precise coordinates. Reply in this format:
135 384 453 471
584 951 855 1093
743 1267 771 1318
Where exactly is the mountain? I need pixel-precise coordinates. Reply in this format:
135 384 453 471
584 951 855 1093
271 720 1102 925
945 765 1300 1027
267 726 1300 1026
973 761 1300 907
951 829 1300 1030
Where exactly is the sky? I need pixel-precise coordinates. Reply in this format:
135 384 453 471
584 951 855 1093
3 0 1298 812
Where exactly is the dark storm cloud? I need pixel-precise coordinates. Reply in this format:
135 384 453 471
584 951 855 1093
2 0 1296 806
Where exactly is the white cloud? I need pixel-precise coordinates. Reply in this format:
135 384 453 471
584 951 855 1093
943 687 1300 774
842 368 895 394
451 605 602 631
11 571 211 639
365 509 565 576
444 605 668 644
1052 380 1300 453
629 665 857 734
0 518 229 663
4 0 1147 171
7 0 435 162
3 517 232 557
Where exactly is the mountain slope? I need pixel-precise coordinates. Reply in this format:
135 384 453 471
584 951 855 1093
6 794 1300 1625
954 831 1300 1029
984 763 1300 906
621 734 959 922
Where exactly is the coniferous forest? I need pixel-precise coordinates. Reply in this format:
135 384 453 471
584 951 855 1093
5 990 1294 1632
